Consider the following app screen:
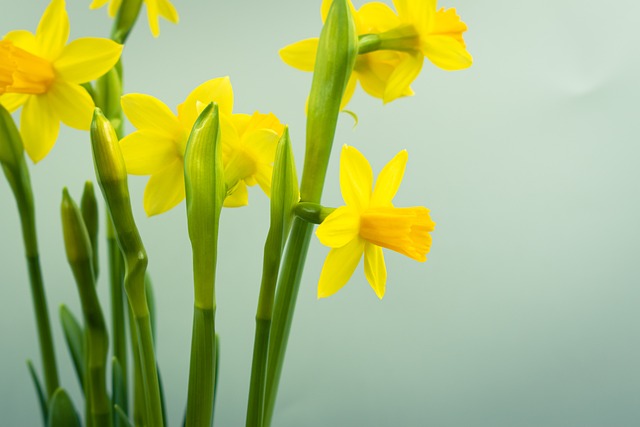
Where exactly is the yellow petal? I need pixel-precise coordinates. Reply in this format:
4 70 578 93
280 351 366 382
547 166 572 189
423 35 472 70
316 205 360 248
223 181 248 208
4 30 37 53
177 77 233 130
431 8 468 46
0 93 29 112
358 2 400 33
157 0 179 23
243 111 285 136
120 130 178 175
47 81 94 130
108 0 123 18
54 38 123 84
364 242 387 299
279 38 318 72
340 145 372 211
384 51 423 103
243 128 279 163
146 0 161 37
231 113 251 136
143 159 185 216
340 74 357 110
36 0 69 61
393 0 435 33
20 95 59 163
370 149 407 207
318 237 364 298
355 51 412 100
253 165 272 196
89 0 109 10
121 93 184 140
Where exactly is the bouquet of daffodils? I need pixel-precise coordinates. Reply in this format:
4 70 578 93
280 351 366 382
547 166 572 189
0 0 472 425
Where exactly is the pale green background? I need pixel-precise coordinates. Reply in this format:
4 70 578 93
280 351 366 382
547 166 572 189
1 1 639 426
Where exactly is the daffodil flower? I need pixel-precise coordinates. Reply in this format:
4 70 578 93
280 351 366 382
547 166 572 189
0 0 123 163
120 77 284 216
280 0 471 105
316 145 435 299
90 0 179 37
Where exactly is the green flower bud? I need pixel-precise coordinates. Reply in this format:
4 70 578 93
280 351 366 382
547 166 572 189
61 188 93 265
302 0 358 203
184 102 225 310
91 108 127 185
81 181 100 278
111 0 144 44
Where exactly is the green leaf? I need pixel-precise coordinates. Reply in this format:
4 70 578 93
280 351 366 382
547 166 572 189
112 357 127 427
60 305 85 391
48 388 81 427
114 405 134 427
26 360 47 424
145 273 156 344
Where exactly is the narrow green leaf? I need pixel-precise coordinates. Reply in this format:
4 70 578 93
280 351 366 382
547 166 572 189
81 181 100 279
114 405 135 427
48 388 81 427
26 360 47 424
112 358 127 427
60 305 86 391
145 273 156 344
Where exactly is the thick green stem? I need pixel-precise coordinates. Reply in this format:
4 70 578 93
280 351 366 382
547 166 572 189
133 313 163 427
263 1 356 423
263 219 313 427
128 304 146 427
25 251 59 398
246 318 270 427
186 307 216 427
108 213 128 415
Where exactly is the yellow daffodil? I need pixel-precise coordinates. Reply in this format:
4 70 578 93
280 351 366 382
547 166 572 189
90 0 179 38
120 77 284 216
316 145 435 299
0 0 122 163
280 0 471 105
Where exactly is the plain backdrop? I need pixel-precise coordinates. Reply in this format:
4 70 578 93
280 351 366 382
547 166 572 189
1 1 639 426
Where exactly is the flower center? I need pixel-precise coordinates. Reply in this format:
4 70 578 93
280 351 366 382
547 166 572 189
359 206 435 262
0 40 55 95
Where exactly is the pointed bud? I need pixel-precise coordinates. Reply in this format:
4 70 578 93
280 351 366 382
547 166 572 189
302 0 358 203
184 102 225 309
269 127 299 247
61 188 93 265
81 181 100 278
91 108 127 185
111 0 144 44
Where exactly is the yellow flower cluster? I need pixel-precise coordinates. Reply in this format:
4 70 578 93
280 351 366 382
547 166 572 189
119 77 285 216
281 0 472 106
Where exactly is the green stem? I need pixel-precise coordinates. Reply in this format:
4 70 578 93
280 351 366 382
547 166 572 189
263 219 313 427
186 307 216 427
25 251 59 398
128 304 146 427
133 313 163 427
263 1 356 423
246 318 270 427
108 213 128 414
17 189 59 398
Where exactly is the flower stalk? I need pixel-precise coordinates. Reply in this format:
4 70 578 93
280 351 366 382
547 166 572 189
264 0 358 425
184 103 225 426
246 128 298 427
90 108 164 427
61 188 111 427
0 105 59 398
